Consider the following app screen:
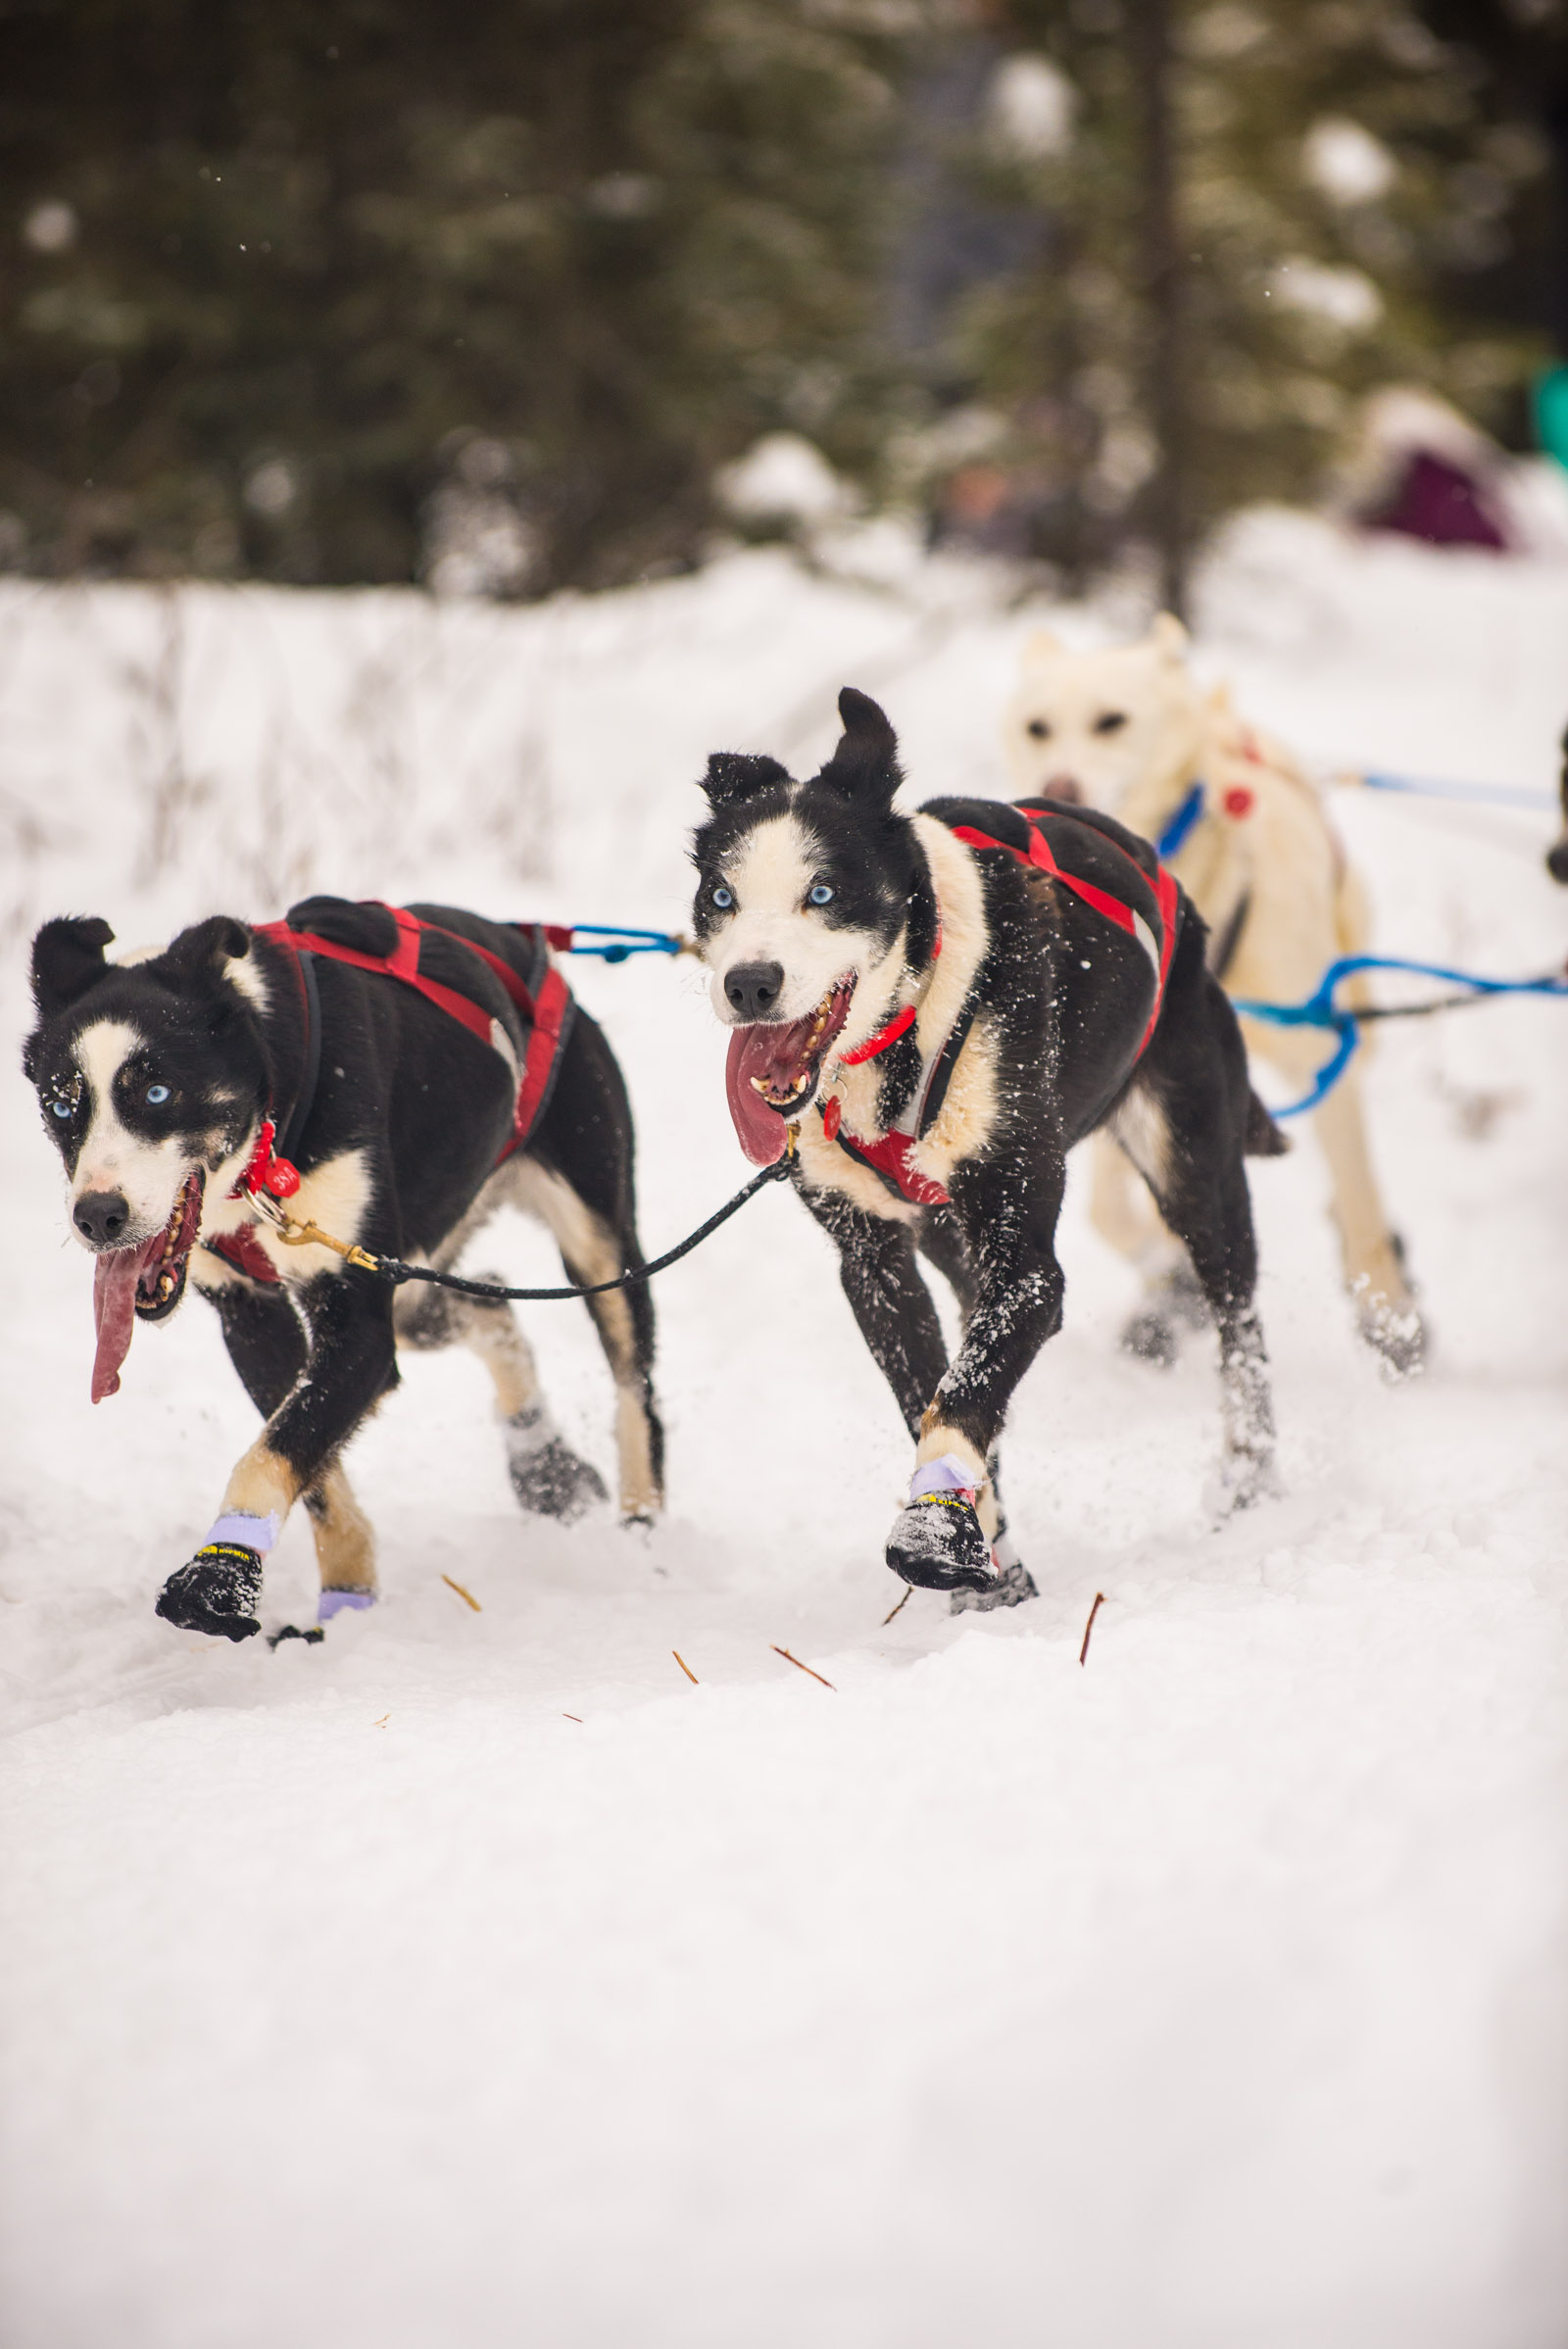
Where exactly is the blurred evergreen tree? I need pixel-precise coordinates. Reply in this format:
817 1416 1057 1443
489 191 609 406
0 0 925 588
944 0 1548 602
1414 0 1568 367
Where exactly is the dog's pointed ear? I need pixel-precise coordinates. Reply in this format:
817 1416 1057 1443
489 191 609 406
1152 612 1189 662
159 915 253 990
815 687 902 809
30 916 115 1016
701 751 790 807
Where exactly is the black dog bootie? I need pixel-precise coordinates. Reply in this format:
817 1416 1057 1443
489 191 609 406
886 1491 997 1592
155 1542 264 1641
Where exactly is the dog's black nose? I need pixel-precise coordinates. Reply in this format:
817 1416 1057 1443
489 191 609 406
74 1190 131 1248
725 961 785 1020
1546 835 1568 885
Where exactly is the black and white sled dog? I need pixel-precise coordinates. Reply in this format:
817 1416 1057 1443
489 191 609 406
24 900 662 1642
692 689 1282 1609
1544 722 1568 883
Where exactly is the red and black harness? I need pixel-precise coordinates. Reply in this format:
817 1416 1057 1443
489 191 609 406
208 904 573 1285
821 806 1181 1209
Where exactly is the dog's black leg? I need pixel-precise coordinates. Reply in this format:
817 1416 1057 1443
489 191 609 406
915 1207 975 1320
159 1273 398 1640
210 1276 307 1413
207 1275 378 1623
914 1211 1035 1613
802 1184 951 1437
1113 956 1276 1508
881 1150 1065 1596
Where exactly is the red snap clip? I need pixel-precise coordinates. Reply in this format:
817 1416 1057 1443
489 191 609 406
1223 786 1254 819
265 1157 301 1199
821 1096 842 1141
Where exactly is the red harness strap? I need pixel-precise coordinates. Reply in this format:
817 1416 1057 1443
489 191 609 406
825 1119 953 1208
253 905 571 1165
952 810 1180 1056
511 955 571 1150
261 907 506 1048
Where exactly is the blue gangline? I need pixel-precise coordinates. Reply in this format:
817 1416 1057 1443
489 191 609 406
1360 771 1553 812
563 924 685 963
1234 954 1568 1118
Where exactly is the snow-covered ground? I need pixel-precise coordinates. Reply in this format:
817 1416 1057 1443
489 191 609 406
2 514 1566 2348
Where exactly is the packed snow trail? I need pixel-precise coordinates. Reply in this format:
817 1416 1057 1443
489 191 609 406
1 515 1566 2347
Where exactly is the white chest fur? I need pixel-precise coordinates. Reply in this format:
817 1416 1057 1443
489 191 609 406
799 817 1000 1220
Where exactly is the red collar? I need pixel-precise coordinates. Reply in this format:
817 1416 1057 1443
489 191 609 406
836 911 943 1068
229 1116 301 1203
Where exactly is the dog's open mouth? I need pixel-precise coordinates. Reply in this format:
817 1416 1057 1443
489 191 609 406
725 978 856 1165
90 1168 205 1403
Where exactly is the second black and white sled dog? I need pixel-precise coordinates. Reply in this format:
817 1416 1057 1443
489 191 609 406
24 900 662 1642
692 688 1282 1609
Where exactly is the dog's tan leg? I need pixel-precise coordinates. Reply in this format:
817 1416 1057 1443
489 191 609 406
511 1162 664 1523
395 1275 610 1524
1096 1118 1208 1368
591 1290 662 1522
1309 1066 1424 1369
1089 1128 1183 1279
219 1440 305 1526
396 1277 545 1418
303 1459 377 1599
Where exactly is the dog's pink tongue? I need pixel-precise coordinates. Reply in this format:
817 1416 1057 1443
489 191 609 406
91 1239 158 1403
726 1020 812 1166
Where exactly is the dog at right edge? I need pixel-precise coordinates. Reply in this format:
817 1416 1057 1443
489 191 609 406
1004 617 1426 1377
692 688 1280 1613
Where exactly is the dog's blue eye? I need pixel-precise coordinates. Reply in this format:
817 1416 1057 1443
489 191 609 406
808 883 834 907
146 1084 171 1105
711 885 733 911
51 1099 72 1119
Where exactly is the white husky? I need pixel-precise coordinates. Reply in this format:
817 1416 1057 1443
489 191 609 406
1003 615 1424 1374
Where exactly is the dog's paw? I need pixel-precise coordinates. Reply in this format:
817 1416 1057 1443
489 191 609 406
950 1560 1038 1614
1212 1447 1281 1519
886 1493 997 1592
268 1621 326 1650
1120 1263 1209 1368
1119 1305 1182 1368
156 1542 264 1641
1356 1297 1428 1383
505 1406 609 1523
949 1527 1038 1613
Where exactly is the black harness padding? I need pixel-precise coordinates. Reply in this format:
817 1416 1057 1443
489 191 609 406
276 948 320 1169
914 1003 976 1140
1209 891 1250 985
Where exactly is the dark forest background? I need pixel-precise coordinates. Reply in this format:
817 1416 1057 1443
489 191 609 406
2 0 1565 599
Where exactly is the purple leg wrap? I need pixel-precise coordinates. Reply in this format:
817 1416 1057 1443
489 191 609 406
318 1587 376 1623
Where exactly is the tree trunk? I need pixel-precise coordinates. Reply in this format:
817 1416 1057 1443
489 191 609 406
1132 0 1188 619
